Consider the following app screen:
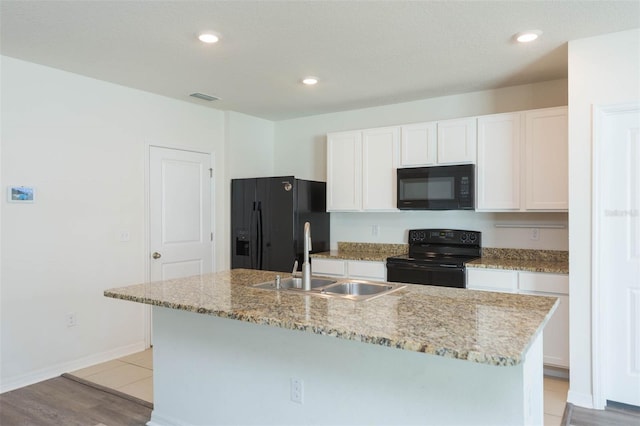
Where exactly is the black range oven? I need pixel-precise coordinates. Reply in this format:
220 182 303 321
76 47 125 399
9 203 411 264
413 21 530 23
386 229 481 288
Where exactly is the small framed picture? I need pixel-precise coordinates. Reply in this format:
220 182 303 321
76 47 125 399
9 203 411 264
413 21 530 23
8 186 35 203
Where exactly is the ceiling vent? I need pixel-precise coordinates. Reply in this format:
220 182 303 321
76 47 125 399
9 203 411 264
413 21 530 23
190 92 220 102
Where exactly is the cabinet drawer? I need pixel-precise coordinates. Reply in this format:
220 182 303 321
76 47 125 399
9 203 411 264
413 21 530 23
311 258 346 277
467 268 517 292
347 260 386 280
518 272 569 294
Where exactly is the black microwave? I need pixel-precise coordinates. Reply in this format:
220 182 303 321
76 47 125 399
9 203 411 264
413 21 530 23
397 164 475 210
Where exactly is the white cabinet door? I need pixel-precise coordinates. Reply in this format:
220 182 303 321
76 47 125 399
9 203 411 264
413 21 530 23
517 292 569 368
437 117 477 164
400 122 437 166
311 258 346 277
518 272 570 368
524 107 568 210
466 268 518 293
327 131 362 211
476 113 522 211
347 260 386 281
362 127 399 211
312 258 386 281
468 268 570 369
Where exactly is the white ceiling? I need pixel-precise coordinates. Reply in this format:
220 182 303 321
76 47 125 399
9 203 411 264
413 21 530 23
1 1 639 121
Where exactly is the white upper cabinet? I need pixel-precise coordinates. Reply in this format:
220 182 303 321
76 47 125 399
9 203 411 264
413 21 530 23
399 118 476 167
327 131 362 211
477 112 522 210
327 106 566 213
525 107 569 210
326 127 399 212
362 127 400 211
476 106 568 212
437 117 477 164
400 122 437 166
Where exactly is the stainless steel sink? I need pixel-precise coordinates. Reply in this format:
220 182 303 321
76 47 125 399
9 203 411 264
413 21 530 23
252 277 404 301
321 281 393 296
253 277 336 291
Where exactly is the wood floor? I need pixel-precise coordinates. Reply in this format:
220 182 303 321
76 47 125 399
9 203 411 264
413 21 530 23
564 402 640 426
0 376 151 426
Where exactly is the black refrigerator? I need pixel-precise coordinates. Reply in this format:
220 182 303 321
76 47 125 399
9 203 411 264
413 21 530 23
231 176 330 273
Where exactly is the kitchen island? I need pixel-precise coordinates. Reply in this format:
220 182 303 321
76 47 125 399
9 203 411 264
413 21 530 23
105 269 558 426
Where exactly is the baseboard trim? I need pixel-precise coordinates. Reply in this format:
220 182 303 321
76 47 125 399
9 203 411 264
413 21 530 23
147 411 187 426
0 340 146 393
567 390 595 409
544 366 569 379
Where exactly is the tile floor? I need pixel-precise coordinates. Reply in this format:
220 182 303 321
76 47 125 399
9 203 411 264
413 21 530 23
69 348 153 403
71 349 569 425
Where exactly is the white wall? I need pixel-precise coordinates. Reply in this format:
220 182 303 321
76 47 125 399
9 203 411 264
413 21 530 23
225 111 275 179
0 56 226 391
274 80 569 250
220 110 275 271
567 28 640 408
330 212 568 250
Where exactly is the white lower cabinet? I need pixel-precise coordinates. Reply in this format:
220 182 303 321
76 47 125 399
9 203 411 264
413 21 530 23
467 268 569 369
310 258 346 277
312 258 386 281
466 268 518 293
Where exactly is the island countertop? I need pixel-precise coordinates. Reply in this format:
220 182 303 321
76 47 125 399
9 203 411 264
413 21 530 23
104 268 558 367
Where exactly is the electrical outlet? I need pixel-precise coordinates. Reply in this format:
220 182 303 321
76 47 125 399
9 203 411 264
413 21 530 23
66 312 77 327
119 230 130 242
372 225 379 236
290 378 303 403
530 228 540 241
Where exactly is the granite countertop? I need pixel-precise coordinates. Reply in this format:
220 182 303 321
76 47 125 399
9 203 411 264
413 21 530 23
465 248 569 274
104 268 558 367
311 242 408 262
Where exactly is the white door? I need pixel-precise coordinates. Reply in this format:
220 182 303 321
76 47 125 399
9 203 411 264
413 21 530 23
595 103 640 407
149 146 213 282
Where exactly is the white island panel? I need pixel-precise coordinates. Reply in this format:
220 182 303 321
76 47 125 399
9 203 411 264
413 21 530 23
149 305 543 426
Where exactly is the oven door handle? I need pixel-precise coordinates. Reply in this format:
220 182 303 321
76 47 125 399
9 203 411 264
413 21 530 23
387 262 464 272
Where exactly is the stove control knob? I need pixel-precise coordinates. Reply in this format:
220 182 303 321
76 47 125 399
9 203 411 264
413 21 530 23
470 234 477 241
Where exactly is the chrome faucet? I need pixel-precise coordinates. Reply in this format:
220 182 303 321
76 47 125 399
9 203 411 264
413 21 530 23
302 222 312 291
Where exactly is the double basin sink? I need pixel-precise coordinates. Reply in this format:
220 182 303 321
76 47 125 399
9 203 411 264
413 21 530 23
253 276 405 301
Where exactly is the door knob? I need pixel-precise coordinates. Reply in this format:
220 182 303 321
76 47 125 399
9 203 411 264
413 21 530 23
152 252 162 259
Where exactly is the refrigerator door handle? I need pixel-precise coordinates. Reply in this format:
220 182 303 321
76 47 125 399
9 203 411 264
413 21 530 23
257 201 263 269
250 205 256 269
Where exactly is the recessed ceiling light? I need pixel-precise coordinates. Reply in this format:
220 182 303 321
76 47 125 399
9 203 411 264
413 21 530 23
198 33 219 44
302 76 318 85
515 30 542 43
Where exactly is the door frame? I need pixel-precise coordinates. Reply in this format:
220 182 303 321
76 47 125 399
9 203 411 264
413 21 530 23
591 101 640 409
144 143 216 347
